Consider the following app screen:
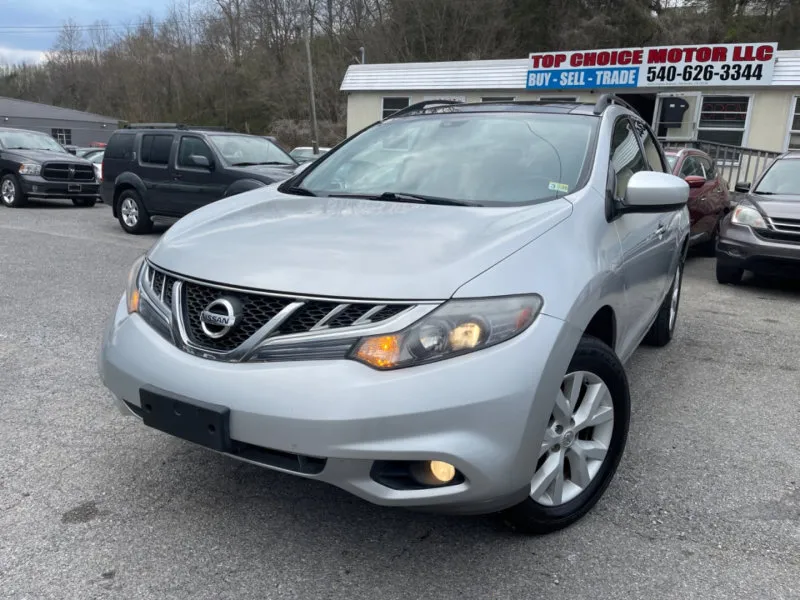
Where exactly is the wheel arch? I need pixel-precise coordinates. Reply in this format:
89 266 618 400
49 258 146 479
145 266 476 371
583 305 617 352
112 174 147 218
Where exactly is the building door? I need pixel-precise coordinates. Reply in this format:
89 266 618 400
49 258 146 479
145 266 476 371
654 92 702 141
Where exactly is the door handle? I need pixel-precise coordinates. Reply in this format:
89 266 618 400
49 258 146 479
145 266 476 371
654 225 666 240
173 174 183 181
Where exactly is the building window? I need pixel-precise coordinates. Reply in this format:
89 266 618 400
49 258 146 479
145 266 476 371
698 95 750 147
788 97 800 150
51 128 72 145
381 97 410 120
481 96 516 102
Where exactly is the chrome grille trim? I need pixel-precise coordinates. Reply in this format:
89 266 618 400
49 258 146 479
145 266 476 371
768 217 800 236
140 262 437 362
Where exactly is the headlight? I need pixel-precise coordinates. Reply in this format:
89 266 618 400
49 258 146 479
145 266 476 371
18 163 41 176
126 255 146 314
351 295 543 370
731 204 766 228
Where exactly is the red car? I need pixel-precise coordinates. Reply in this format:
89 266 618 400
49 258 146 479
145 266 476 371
665 148 730 255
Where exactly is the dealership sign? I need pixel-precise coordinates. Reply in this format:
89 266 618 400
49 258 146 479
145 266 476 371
526 43 777 90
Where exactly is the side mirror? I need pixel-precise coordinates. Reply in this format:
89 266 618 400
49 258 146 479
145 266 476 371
190 154 212 169
734 182 751 193
684 175 705 189
623 171 689 211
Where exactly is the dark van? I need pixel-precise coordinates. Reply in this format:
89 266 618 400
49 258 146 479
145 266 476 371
101 124 299 234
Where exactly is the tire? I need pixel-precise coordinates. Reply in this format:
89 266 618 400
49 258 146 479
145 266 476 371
697 220 720 257
642 261 683 347
116 189 153 234
1 173 27 208
501 336 630 535
72 198 97 207
716 261 743 285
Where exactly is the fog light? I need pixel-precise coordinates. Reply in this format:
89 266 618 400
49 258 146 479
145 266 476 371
410 460 456 486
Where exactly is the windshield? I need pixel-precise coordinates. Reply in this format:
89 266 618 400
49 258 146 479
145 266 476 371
0 130 66 153
297 112 597 205
666 155 678 170
207 134 296 167
754 159 800 196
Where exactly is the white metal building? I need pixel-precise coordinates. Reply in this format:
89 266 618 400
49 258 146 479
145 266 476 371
340 44 800 156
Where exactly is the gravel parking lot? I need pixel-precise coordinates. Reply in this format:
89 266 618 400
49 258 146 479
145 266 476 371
1 199 798 600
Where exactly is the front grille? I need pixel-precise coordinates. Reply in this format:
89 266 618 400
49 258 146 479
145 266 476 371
143 264 416 356
756 229 800 244
769 217 800 236
41 163 95 181
183 282 293 352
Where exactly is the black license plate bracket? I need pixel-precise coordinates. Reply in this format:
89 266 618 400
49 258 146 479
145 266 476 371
68 184 82 192
139 388 231 452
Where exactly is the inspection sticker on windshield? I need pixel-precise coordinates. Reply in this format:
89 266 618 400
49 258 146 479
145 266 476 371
548 182 569 193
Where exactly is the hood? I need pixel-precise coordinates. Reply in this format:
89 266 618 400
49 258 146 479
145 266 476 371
147 189 573 300
3 148 91 164
228 163 297 182
747 194 800 220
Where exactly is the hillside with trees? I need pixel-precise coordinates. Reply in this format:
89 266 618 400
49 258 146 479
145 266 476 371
1 0 798 147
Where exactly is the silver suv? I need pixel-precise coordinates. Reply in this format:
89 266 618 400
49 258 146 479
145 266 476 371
99 95 690 534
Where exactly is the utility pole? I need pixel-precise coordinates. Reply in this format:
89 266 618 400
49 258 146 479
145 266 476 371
360 46 366 64
304 20 320 154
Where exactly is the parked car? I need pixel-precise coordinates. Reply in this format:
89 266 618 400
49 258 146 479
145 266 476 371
0 127 100 208
664 148 730 255
75 147 104 160
101 125 299 234
87 150 104 183
290 146 331 163
716 152 800 284
99 95 690 534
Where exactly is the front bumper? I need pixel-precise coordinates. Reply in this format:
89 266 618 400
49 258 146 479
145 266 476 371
99 296 579 515
20 175 100 199
717 220 800 278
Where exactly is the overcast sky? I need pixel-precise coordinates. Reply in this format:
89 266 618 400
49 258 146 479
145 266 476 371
0 0 171 65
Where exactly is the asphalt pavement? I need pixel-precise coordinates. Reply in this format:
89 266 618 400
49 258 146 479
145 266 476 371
1 199 798 600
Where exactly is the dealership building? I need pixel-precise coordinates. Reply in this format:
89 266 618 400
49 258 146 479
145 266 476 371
340 43 800 163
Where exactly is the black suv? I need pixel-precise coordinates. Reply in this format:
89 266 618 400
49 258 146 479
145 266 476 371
101 124 299 234
1 127 99 208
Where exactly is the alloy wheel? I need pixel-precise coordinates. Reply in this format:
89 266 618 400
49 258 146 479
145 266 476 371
121 197 139 227
1 179 15 205
530 370 614 506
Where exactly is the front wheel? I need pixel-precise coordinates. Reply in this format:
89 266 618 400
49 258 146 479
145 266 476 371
642 262 683 347
716 261 743 285
501 336 630 535
1 174 26 208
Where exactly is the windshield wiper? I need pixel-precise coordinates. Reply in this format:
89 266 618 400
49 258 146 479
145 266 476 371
327 192 482 207
231 161 292 167
281 185 317 197
753 190 777 195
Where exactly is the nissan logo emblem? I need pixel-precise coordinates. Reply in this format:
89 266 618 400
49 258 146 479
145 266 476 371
199 298 241 339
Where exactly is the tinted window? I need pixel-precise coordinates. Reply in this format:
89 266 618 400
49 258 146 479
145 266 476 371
610 118 646 200
105 133 135 160
697 156 716 179
753 159 800 197
299 112 597 205
381 97 410 120
680 156 704 178
140 134 173 165
633 120 666 173
177 136 214 167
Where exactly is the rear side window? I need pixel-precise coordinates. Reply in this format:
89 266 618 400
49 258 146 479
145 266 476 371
140 134 173 165
103 133 135 160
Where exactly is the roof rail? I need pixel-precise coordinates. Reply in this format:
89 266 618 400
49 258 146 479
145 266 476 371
383 99 464 120
123 123 230 131
592 94 639 116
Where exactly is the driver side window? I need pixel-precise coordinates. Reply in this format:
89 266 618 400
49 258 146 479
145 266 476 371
610 118 647 201
679 156 703 178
